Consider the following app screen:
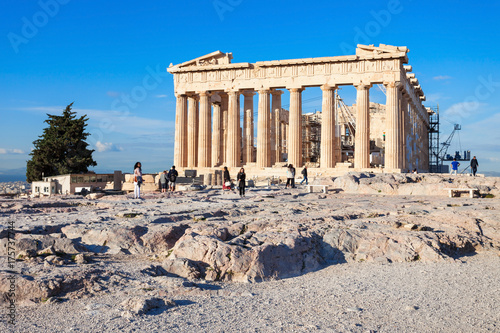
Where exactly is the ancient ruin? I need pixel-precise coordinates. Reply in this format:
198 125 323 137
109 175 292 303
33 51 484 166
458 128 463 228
168 44 430 176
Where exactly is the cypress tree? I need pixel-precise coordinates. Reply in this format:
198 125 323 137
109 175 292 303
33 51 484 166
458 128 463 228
26 103 97 182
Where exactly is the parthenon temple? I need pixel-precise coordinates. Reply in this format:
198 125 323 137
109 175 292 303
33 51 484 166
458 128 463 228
167 44 431 176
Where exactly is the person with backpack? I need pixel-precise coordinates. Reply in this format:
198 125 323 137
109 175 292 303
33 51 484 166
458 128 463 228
167 166 178 191
300 166 308 185
222 166 231 191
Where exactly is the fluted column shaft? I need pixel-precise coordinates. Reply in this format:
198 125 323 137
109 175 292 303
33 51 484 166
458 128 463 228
320 85 336 168
174 94 188 167
271 90 283 165
197 92 211 168
220 94 228 165
257 89 271 167
385 81 402 170
226 90 240 167
212 102 222 167
243 91 255 164
288 88 303 167
187 95 199 168
354 84 371 169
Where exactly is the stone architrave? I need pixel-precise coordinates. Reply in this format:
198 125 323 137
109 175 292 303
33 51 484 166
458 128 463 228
288 88 303 168
173 94 188 167
242 91 255 164
212 101 222 167
354 84 371 169
226 90 240 167
320 85 336 168
385 81 402 170
257 89 271 168
187 95 199 168
198 91 212 168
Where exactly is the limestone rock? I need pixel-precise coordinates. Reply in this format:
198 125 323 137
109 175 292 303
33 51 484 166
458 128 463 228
120 297 175 315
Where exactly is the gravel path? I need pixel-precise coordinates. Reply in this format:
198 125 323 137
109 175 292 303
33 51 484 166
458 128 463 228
4 252 499 333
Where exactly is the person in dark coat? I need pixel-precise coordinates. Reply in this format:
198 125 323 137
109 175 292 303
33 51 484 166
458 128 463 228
223 166 231 190
470 156 479 176
237 168 246 197
167 166 178 191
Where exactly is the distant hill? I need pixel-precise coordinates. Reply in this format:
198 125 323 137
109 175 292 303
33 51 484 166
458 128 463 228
483 171 500 177
0 167 26 175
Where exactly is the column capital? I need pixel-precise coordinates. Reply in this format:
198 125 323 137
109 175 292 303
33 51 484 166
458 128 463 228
257 89 270 94
197 91 212 97
354 83 372 90
383 81 402 89
270 89 284 96
320 84 337 91
242 90 256 97
287 87 304 93
224 89 240 96
175 93 187 98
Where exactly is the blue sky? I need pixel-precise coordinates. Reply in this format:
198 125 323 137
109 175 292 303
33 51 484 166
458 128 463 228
1 0 499 174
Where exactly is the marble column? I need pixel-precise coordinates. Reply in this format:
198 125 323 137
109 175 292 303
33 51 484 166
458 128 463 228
354 84 371 169
221 93 228 166
212 101 222 167
243 91 255 165
173 94 188 167
275 108 282 163
320 85 336 168
271 90 283 165
288 88 303 167
187 95 199 168
226 90 240 167
197 92 212 168
257 89 271 167
401 94 409 171
385 81 402 170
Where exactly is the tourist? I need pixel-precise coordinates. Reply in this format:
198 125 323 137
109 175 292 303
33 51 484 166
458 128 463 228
223 166 231 191
133 162 142 199
160 170 168 193
470 156 479 176
450 158 460 176
286 164 293 188
300 166 308 185
167 166 178 191
413 168 418 174
237 168 246 197
291 164 296 188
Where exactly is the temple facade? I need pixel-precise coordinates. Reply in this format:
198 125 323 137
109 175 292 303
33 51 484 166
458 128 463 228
167 44 431 175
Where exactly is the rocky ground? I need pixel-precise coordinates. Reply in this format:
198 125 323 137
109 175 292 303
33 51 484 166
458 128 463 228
0 173 499 332
0 181 29 195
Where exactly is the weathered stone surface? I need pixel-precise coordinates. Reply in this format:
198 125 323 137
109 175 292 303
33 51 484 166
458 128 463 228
161 258 202 280
120 297 175 315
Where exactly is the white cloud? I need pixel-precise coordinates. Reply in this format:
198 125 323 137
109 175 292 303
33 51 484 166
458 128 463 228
443 101 486 121
95 141 123 153
433 75 452 80
0 148 25 154
155 94 167 98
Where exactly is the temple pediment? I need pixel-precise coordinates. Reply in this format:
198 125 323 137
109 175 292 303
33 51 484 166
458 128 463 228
356 44 408 56
170 51 233 68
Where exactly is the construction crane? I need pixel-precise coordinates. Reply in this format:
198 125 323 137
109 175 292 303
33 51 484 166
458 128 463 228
435 124 471 171
335 91 356 136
